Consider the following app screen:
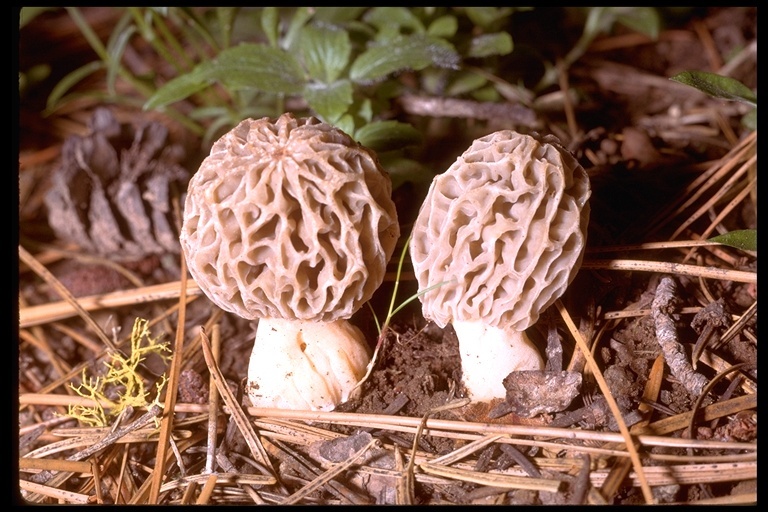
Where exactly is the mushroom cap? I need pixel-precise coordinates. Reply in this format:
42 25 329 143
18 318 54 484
410 130 590 331
181 113 400 321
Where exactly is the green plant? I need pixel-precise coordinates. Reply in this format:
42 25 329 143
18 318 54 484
357 232 453 392
709 230 757 252
47 8 517 145
370 233 453 337
670 70 757 130
669 70 757 252
45 7 533 191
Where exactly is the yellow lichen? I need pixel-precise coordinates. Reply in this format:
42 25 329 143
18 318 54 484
66 318 170 427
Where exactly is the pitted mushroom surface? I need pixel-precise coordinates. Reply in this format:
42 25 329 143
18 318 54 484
181 113 399 410
182 114 399 322
410 130 590 402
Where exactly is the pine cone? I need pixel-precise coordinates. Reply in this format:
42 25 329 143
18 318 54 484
44 108 191 261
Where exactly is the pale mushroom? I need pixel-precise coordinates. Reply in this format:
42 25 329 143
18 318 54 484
409 130 590 402
181 113 399 411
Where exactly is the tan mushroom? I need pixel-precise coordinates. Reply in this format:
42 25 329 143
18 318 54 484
410 130 590 402
181 113 399 411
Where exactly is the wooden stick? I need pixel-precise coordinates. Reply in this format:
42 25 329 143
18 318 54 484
19 280 203 328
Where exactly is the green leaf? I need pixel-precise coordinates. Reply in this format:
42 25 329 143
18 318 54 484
350 34 459 83
616 7 660 39
302 80 354 124
172 8 220 53
313 7 369 24
363 7 425 36
215 7 239 48
357 98 373 124
354 120 422 152
581 7 614 41
709 230 757 252
260 7 279 47
461 7 514 30
427 15 458 38
144 64 215 110
20 7 57 28
741 108 757 131
46 61 106 112
334 114 356 136
215 43 305 94
105 15 137 96
19 64 50 95
147 43 307 110
471 85 501 102
670 71 757 107
468 32 513 58
282 7 314 51
445 71 488 96
299 24 351 84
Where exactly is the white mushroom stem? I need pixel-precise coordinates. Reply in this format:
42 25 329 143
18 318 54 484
452 320 544 402
246 318 372 411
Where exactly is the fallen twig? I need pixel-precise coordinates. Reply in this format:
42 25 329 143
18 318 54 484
582 259 756 283
555 300 654 504
199 328 276 484
281 437 379 505
651 277 709 396
22 404 162 503
398 94 538 127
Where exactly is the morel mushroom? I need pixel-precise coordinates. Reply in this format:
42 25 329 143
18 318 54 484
410 131 590 402
181 113 399 411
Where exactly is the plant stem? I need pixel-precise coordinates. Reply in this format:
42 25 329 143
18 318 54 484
127 7 188 74
65 7 205 137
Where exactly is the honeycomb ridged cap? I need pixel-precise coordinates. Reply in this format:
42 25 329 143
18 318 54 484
410 130 590 331
181 113 400 321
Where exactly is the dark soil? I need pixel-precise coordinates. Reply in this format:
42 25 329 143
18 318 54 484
17 6 756 505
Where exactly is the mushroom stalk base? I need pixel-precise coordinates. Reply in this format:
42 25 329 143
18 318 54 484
452 320 544 402
246 318 371 411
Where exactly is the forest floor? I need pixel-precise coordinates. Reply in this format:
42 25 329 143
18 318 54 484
17 7 756 505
